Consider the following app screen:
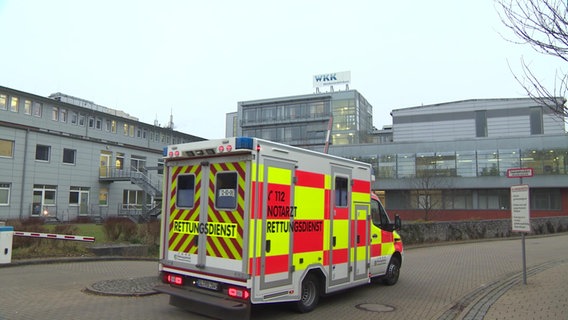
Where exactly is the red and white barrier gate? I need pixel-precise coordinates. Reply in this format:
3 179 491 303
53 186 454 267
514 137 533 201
14 231 95 242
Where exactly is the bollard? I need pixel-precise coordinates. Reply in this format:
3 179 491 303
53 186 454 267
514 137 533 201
0 225 14 264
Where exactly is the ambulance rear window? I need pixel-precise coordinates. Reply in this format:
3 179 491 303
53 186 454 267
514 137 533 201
177 175 195 208
216 172 237 209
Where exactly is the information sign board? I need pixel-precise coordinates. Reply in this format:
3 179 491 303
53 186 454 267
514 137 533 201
511 184 530 232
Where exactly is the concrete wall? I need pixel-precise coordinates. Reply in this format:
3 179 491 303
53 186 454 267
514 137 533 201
399 217 568 245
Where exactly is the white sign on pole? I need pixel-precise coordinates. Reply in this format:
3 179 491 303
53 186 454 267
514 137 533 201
511 184 530 232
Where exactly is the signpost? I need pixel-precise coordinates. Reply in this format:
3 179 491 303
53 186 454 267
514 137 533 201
507 168 533 285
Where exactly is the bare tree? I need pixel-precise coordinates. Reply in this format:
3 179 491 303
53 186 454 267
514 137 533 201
411 168 453 221
495 0 568 119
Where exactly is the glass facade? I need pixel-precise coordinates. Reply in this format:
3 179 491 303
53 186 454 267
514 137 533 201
358 148 568 179
240 91 374 147
351 147 568 211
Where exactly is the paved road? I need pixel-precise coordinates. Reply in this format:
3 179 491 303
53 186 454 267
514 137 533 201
1 234 566 320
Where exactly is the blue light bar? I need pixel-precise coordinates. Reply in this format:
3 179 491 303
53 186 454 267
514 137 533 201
163 147 168 156
235 137 254 150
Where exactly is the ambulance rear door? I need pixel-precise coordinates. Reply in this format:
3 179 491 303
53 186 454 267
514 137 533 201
165 153 251 278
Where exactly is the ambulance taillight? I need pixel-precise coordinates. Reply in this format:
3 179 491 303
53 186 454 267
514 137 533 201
164 273 183 286
228 287 250 300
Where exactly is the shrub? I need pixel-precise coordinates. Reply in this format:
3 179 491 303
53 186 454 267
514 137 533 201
102 217 138 242
103 217 125 241
121 220 138 242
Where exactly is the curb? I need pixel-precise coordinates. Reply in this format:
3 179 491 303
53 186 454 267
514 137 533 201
3 256 158 268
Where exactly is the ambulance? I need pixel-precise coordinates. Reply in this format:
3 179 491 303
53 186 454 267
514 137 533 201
155 137 403 319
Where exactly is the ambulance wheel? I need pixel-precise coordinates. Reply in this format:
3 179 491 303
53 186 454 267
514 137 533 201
382 256 401 286
295 274 320 313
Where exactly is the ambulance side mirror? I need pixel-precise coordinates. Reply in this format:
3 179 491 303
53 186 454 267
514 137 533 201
394 215 402 231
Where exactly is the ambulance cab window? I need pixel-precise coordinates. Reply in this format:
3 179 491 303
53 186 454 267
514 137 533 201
216 172 237 209
371 199 390 227
177 175 195 208
335 176 348 207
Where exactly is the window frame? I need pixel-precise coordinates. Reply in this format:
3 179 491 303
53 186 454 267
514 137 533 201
10 96 19 113
62 148 77 165
215 172 238 210
0 94 7 110
0 183 10 206
176 174 196 208
0 139 14 158
334 176 349 207
35 144 51 162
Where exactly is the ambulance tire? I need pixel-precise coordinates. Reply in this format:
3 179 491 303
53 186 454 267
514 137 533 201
295 274 320 313
382 256 401 286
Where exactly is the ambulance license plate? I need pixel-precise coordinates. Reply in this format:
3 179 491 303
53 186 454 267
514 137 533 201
197 279 219 291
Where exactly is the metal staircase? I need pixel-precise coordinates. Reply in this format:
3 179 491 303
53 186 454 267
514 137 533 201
99 166 163 222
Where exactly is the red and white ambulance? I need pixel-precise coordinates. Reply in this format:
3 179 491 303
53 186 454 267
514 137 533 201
155 137 403 319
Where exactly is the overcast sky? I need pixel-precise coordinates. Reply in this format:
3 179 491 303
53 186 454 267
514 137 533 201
0 1 560 139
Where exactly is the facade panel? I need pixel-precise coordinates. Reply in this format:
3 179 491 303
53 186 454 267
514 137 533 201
0 86 204 221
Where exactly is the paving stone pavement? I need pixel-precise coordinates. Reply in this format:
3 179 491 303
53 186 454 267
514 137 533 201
481 260 568 320
1 235 566 320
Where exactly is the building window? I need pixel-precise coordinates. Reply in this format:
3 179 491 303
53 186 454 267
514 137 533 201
69 187 89 215
444 190 473 209
99 187 108 206
157 159 164 175
456 151 477 177
122 190 145 209
378 154 396 178
35 145 50 161
70 111 78 125
52 107 59 121
111 120 117 133
60 108 67 123
116 153 125 170
24 99 32 115
0 94 6 110
177 175 195 208
397 153 416 178
416 152 436 177
0 183 10 206
79 114 85 126
498 149 520 176
62 148 76 164
531 188 561 210
334 176 349 207
0 139 14 158
475 110 487 137
10 96 19 113
477 189 509 209
96 118 102 130
105 120 111 131
435 152 457 176
477 150 499 176
32 102 42 117
521 149 543 174
530 106 543 135
88 117 95 128
32 185 57 216
123 123 129 136
130 156 146 172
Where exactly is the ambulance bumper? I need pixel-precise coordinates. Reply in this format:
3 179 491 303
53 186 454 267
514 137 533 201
154 284 251 320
